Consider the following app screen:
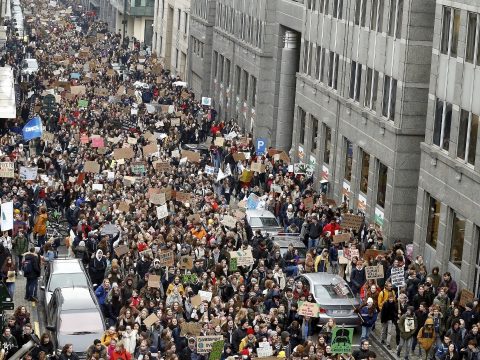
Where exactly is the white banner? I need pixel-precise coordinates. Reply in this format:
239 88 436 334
156 204 168 219
19 166 38 181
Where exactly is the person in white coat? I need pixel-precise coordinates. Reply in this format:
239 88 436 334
121 325 138 355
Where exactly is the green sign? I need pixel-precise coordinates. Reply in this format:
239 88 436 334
210 340 224 360
182 274 198 284
131 162 146 175
331 327 353 354
78 99 89 108
229 257 237 272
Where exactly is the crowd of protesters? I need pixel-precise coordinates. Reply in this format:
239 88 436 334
0 1 477 360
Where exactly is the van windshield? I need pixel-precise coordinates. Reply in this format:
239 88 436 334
59 311 104 335
249 217 280 228
48 273 89 292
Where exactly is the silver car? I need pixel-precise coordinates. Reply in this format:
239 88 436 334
245 209 283 235
296 273 361 327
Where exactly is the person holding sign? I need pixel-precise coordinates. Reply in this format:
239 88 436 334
357 298 378 343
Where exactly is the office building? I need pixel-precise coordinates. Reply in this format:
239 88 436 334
152 0 190 77
413 0 480 294
189 0 436 245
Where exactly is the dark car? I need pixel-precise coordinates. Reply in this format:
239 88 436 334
46 287 106 358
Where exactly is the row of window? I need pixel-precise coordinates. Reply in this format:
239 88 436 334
176 9 188 33
307 0 402 39
298 108 389 209
212 51 258 108
433 99 479 166
191 0 208 20
215 4 264 49
192 37 204 58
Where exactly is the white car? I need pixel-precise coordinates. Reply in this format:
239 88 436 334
21 59 39 76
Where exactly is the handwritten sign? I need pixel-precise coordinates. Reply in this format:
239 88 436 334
84 161 100 173
390 266 405 287
0 163 14 178
196 336 223 354
297 301 319 317
158 250 174 267
459 289 475 307
148 274 161 288
156 204 168 219
181 150 201 163
342 214 364 231
332 233 351 244
143 313 159 327
221 215 237 229
230 249 254 267
180 322 202 336
365 265 384 280
179 255 193 270
19 166 38 180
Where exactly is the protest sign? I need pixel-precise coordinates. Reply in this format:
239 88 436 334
131 162 146 175
246 193 260 209
190 295 202 308
114 245 129 257
251 162 266 173
331 327 353 354
158 250 174 267
180 322 202 336
233 152 246 162
304 196 314 210
175 191 191 203
84 161 100 173
365 265 385 280
182 273 198 283
41 131 55 142
19 166 38 181
70 85 86 95
229 257 238 272
113 147 135 160
297 301 319 317
80 134 89 144
210 340 224 360
332 233 351 244
150 193 166 205
342 214 364 231
0 163 14 178
390 266 406 287
230 249 254 267
179 256 193 270
459 289 475 307
256 345 273 358
214 137 224 146
92 184 103 191
148 274 161 288
91 137 104 148
204 165 215 175
143 143 157 157
198 290 213 302
221 215 237 229
293 163 315 177
196 336 223 354
156 204 168 219
363 249 388 261
118 202 130 213
181 150 201 163
143 313 159 327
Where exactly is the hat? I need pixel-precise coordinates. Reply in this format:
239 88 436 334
281 331 290 341
277 351 286 358
367 297 374 304
247 327 255 335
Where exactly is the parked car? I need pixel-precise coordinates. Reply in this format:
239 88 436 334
271 234 307 263
20 58 39 76
296 273 361 327
181 143 210 155
41 258 91 306
46 287 105 358
245 209 283 236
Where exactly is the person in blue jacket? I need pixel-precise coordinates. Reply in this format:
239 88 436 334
358 297 378 343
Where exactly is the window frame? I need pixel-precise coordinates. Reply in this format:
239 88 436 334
457 110 479 166
382 75 397 121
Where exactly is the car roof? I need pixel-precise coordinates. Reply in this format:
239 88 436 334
51 259 84 274
245 209 275 218
274 239 305 248
55 287 98 311
299 273 346 285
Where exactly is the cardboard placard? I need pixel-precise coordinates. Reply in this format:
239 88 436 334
273 151 290 163
114 245 129 257
131 162 146 175
365 265 385 280
251 162 266 173
198 290 213 302
84 161 100 173
155 161 171 172
175 191 191 203
342 214 364 231
148 274 161 288
459 289 475 307
297 301 319 317
363 249 388 261
390 266 406 287
41 131 55 142
221 215 237 229
94 87 109 96
150 192 166 205
19 166 38 181
114 147 134 160
332 233 351 244
196 336 224 354
190 295 202 308
70 85 86 95
229 249 254 267
304 196 314 210
91 137 104 148
156 204 168 219
180 322 202 336
0 162 14 178
210 341 224 360
143 313 159 328
233 152 246 162
158 250 175 267
181 150 201 163
214 137 225 146
118 202 130 213
143 143 157 157
179 255 193 270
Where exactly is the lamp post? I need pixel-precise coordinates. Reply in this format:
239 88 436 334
122 0 127 39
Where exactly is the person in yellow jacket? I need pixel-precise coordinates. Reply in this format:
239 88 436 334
377 281 396 310
417 318 436 359
166 276 185 297
314 249 329 272
101 326 119 346
239 327 257 352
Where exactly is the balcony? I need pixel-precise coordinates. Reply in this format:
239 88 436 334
110 0 154 17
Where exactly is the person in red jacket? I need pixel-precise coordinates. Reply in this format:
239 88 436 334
322 217 341 236
110 342 132 360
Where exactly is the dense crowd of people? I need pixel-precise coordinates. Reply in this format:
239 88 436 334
0 1 478 360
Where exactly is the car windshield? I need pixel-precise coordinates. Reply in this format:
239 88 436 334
48 273 89 292
314 284 354 299
59 311 104 335
249 217 280 228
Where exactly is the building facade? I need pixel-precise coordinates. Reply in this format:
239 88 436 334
189 0 437 245
152 0 190 78
413 0 480 295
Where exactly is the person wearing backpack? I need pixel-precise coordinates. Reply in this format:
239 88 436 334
23 248 40 302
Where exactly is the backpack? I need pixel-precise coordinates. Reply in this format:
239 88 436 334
22 258 33 275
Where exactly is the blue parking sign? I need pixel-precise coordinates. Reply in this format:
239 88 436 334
256 138 267 155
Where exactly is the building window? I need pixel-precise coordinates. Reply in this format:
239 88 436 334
364 67 379 111
474 228 480 298
225 59 231 87
302 41 310 74
319 0 329 14
349 61 362 102
370 0 383 32
308 43 315 77
311 117 319 152
213 51 218 79
450 212 465 268
441 7 460 57
466 13 479 65
219 55 224 83
426 195 440 249
235 66 241 96
251 76 257 107
316 47 326 82
328 52 339 90
360 150 370 194
388 0 403 39
323 124 331 165
457 110 479 166
333 0 343 19
382 75 397 121
376 162 387 208
243 70 249 101
344 139 353 182
299 109 306 145
433 99 452 151
355 0 367 27
175 49 179 68
177 9 181 30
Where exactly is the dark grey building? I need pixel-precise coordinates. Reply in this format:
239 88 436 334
413 0 480 295
189 0 437 245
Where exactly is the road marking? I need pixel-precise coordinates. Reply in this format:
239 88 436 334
34 321 40 336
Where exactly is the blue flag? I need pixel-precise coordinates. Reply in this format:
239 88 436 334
22 116 43 141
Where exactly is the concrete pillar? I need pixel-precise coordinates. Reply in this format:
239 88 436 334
275 31 299 151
